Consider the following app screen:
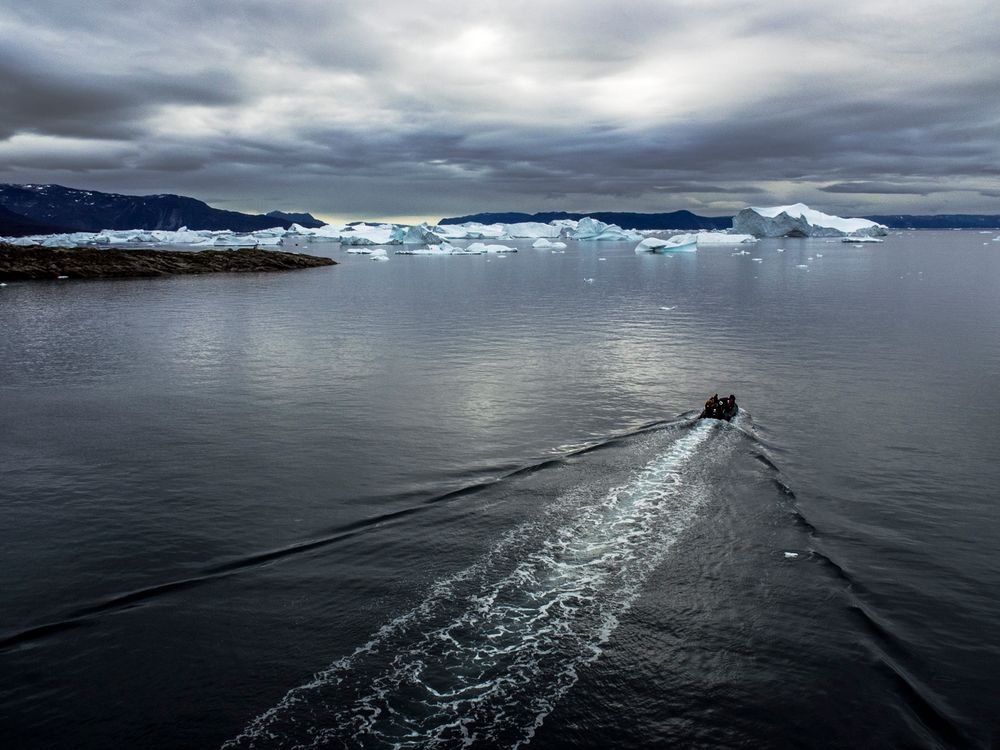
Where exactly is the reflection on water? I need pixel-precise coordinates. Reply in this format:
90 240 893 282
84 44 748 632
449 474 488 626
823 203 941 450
1 232 999 749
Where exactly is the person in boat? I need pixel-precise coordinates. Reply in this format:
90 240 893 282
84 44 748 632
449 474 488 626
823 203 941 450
701 394 719 419
722 394 738 421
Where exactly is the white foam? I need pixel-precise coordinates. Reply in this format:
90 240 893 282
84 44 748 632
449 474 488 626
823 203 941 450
222 426 720 749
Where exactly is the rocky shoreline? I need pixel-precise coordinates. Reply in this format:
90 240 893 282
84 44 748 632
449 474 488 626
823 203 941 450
0 243 336 281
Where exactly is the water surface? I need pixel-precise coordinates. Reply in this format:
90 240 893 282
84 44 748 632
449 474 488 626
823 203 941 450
2 231 999 748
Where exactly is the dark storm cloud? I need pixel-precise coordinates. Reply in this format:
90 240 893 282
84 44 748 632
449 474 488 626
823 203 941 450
0 50 244 140
821 182 939 195
2 0 999 218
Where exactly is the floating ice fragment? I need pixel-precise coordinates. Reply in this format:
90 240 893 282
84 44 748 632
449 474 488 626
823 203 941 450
57 275 68 279
635 236 697 253
659 306 676 311
732 249 750 256
796 264 809 268
466 242 517 254
532 238 567 249
815 253 823 258
784 552 800 559
598 257 607 261
583 277 595 283
776 248 785 252
752 257 763 262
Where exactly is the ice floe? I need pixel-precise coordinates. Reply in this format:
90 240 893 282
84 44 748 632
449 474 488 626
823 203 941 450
532 238 567 249
466 242 517 254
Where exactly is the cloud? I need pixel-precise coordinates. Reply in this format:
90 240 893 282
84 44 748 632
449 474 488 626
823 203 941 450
1 0 999 218
820 182 940 195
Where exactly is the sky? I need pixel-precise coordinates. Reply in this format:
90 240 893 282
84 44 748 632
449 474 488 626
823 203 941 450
1 0 998 223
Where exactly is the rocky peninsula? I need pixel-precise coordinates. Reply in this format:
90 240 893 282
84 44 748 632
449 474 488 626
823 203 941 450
0 243 336 281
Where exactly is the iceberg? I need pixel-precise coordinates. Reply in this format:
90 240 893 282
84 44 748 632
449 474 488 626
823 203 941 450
466 242 517 254
634 236 696 253
336 223 398 246
569 217 643 242
683 231 756 245
435 223 507 240
732 203 888 238
394 223 446 245
532 238 567 249
502 222 563 239
396 243 484 256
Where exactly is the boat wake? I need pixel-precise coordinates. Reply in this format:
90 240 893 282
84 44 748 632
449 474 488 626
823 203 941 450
223 421 740 749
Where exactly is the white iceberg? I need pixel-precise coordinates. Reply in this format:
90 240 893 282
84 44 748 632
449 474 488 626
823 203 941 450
394 223 446 245
502 222 563 239
634 236 697 253
685 231 756 245
435 222 507 240
570 217 643 242
732 203 888 238
466 242 517 254
396 243 484 256
532 238 567 249
337 223 398 246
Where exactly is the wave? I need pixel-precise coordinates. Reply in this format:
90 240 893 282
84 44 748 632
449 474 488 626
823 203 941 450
0 419 704 653
223 422 737 749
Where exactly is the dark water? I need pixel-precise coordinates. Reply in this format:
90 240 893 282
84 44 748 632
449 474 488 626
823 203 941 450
2 231 999 749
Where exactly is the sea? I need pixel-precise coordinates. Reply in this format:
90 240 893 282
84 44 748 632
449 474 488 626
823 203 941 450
1 230 999 749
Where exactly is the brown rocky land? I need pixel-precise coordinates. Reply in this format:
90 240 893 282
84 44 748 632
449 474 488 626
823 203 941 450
0 243 336 281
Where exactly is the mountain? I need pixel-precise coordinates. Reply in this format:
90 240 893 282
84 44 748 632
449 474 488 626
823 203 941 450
438 210 732 230
0 184 293 233
863 214 1000 229
266 210 325 228
0 204 71 237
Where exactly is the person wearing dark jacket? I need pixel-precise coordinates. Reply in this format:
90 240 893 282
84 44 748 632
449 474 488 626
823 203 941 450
722 394 738 421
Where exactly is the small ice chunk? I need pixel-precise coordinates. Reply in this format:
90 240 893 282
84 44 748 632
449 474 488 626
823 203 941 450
796 264 809 268
784 552 800 559
467 242 517 254
583 277 594 283
659 305 676 311
532 238 567 249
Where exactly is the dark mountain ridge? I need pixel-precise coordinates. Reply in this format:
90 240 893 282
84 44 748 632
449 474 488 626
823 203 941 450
0 184 294 233
438 210 732 230
442 210 1000 231
266 210 325 228
0 204 71 237
862 214 1000 229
